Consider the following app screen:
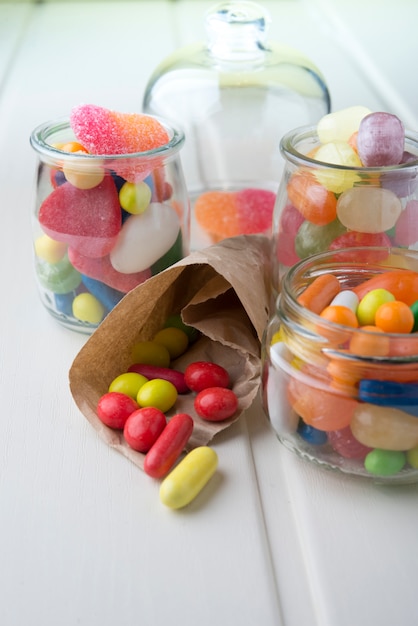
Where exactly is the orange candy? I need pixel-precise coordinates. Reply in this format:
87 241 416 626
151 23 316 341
320 305 359 328
348 325 390 357
374 300 414 333
194 191 239 239
353 270 418 306
297 273 341 314
286 171 337 225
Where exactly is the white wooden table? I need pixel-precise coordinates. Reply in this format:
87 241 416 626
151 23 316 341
1 2 417 625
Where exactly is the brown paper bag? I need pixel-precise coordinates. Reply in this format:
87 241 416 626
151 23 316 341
69 234 271 469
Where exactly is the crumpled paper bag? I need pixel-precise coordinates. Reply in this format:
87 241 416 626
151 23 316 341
69 234 271 469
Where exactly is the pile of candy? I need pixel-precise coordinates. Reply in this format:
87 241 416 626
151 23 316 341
34 105 184 328
194 188 276 243
95 318 238 508
270 267 418 477
276 106 418 267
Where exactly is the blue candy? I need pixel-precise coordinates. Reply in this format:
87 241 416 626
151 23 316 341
81 275 124 311
359 379 418 417
297 421 328 445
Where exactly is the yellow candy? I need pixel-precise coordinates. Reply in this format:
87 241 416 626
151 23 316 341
72 293 105 324
356 288 395 326
160 446 218 509
34 234 67 264
351 403 418 451
153 327 189 359
109 372 148 399
131 341 171 368
119 181 152 214
406 446 418 469
314 141 362 193
317 105 372 143
63 159 105 190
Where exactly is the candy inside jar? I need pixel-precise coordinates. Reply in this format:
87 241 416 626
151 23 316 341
271 106 418 296
30 106 190 333
262 247 418 483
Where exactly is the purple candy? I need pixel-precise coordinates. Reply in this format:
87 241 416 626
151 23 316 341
357 112 405 166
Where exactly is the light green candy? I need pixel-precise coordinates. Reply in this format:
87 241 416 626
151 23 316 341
36 254 82 294
364 449 406 476
356 288 395 326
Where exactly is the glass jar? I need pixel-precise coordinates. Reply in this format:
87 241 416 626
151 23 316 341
271 124 418 298
262 247 418 484
143 0 330 250
30 116 189 333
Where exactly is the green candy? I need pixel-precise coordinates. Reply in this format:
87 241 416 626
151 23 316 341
36 254 82 294
295 218 346 259
164 313 200 343
364 449 406 476
410 300 418 332
151 230 183 275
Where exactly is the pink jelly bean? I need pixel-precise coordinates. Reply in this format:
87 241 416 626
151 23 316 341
39 176 121 257
394 200 418 246
327 425 373 459
235 188 276 234
68 248 151 293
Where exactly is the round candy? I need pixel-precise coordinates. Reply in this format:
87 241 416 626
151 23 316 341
137 379 178 413
364 449 406 476
287 171 337 226
63 159 105 190
356 289 395 326
357 112 405 166
34 234 67 264
97 392 139 429
119 181 152 214
374 300 414 333
194 387 238 422
36 255 82 294
295 218 345 259
108 372 148 399
72 292 105 324
184 362 230 393
123 407 167 453
336 187 402 233
314 141 362 193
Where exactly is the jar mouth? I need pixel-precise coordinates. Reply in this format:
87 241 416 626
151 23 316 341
280 124 418 171
29 115 185 162
280 246 418 363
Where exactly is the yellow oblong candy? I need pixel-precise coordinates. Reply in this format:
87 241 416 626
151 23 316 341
159 446 218 509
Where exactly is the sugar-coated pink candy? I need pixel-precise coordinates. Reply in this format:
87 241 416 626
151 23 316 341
235 189 276 234
68 247 151 293
39 176 121 258
357 112 405 166
394 200 418 246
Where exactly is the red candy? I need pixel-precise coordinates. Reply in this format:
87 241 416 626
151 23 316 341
194 387 238 422
144 413 194 478
184 361 230 392
128 363 189 394
235 188 276 234
97 392 139 429
123 407 167 453
39 177 121 257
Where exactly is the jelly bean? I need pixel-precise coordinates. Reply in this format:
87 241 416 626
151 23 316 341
317 105 371 143
348 325 390 357
68 247 151 293
151 230 183 274
351 403 418 450
81 275 124 311
327 425 372 459
144 413 194 478
364 449 406 476
153 327 189 359
357 112 405 166
314 141 362 193
72 292 105 324
336 187 402 233
119 181 152 214
295 218 345 259
184 361 230 392
110 203 180 273
123 407 167 453
374 300 414 333
194 387 238 422
97 392 139 429
36 254 82 294
359 379 418 417
297 422 328 445
108 372 148 399
63 159 105 190
394 200 418 246
356 289 395 326
164 314 200 343
159 446 218 509
329 290 359 313
137 379 178 413
34 234 67 264
131 341 171 368
319 304 359 328
54 291 77 316
329 231 391 263
410 300 418 332
287 171 337 226
297 273 341 314
353 270 418 305
287 372 358 431
128 363 189 394
39 177 121 258
406 446 418 468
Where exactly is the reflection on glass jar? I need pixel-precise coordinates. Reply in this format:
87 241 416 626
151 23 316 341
30 117 189 333
262 247 418 484
143 1 330 250
271 123 418 298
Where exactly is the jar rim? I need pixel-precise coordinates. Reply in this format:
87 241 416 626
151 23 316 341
279 124 418 171
29 114 185 162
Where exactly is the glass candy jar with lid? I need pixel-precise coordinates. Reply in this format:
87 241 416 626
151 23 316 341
262 247 418 484
143 0 330 250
